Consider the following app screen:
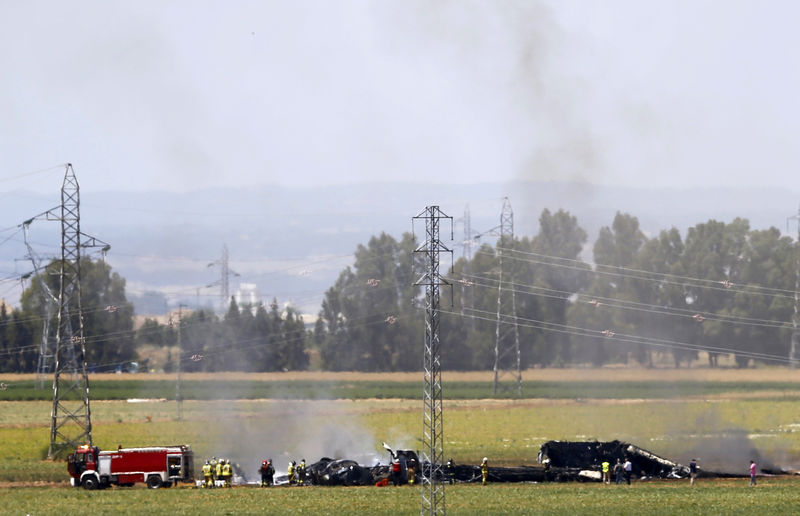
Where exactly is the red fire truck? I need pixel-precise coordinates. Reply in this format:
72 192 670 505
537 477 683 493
67 444 194 489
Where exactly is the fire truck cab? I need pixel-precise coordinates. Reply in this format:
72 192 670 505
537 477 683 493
68 444 194 489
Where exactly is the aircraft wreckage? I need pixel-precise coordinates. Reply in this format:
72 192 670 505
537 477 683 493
260 440 744 486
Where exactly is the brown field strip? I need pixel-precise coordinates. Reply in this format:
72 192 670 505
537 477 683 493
4 367 800 383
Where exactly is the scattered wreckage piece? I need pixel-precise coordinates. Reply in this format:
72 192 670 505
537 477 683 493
307 458 375 486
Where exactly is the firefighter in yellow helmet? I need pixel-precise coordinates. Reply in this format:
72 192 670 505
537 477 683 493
222 459 233 488
481 457 489 485
202 460 213 488
287 460 296 485
209 457 218 486
215 459 223 487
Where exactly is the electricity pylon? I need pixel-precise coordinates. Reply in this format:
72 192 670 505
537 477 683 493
22 221 58 388
460 204 477 329
208 244 239 313
46 164 109 458
475 198 521 395
413 206 452 516
788 205 800 368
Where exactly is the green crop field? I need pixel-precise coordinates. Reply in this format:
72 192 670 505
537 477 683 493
5 480 800 515
3 369 800 514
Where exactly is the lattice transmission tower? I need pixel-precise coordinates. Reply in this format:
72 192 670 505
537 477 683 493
45 164 109 458
22 221 58 388
789 205 800 368
460 204 477 328
208 244 239 313
493 197 522 395
474 198 522 395
413 206 452 516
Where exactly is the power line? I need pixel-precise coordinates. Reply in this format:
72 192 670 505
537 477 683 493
492 246 798 300
448 308 793 366
457 273 793 331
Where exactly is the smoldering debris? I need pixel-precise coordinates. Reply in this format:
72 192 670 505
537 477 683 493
211 440 760 488
538 440 745 480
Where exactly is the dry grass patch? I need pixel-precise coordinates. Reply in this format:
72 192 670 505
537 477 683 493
5 367 800 384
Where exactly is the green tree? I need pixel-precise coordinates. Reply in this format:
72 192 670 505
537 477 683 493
315 232 421 371
530 209 589 366
18 257 135 372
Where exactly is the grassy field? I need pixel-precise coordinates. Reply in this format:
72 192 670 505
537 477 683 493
4 370 800 401
3 368 800 514
5 479 800 515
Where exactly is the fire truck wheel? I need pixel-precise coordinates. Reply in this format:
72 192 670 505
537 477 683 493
146 475 163 489
81 476 98 490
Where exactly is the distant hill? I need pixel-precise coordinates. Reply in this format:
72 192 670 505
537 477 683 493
1 181 797 316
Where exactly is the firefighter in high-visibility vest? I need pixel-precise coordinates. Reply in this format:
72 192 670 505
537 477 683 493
407 458 417 485
222 459 233 488
481 457 489 485
202 461 213 488
215 459 224 486
288 460 296 485
297 459 307 486
209 457 218 485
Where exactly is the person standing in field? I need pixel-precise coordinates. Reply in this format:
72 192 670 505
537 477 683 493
601 460 610 484
689 458 698 486
215 459 223 487
623 457 632 485
297 459 307 486
481 457 489 485
749 460 757 486
446 459 456 485
259 459 275 487
614 458 623 485
288 460 296 485
202 460 213 488
222 459 232 487
210 457 218 485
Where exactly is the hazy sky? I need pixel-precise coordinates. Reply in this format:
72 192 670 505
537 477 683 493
1 0 798 194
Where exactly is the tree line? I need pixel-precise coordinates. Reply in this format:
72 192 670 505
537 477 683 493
313 211 796 370
1 209 796 372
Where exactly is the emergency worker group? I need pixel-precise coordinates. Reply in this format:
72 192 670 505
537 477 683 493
201 457 233 488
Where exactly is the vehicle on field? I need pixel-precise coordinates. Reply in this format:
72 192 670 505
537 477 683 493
67 444 194 489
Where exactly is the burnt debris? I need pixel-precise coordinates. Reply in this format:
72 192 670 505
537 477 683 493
263 440 748 487
539 440 700 480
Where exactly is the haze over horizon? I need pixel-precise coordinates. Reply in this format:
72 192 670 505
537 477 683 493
2 1 799 315
2 1 798 194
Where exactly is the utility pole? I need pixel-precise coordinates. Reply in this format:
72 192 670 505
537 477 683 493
413 206 452 516
788 205 800 368
48 164 109 458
